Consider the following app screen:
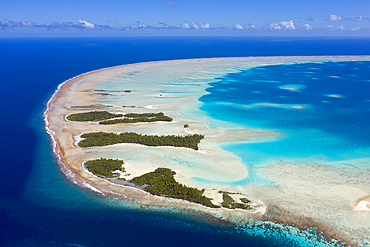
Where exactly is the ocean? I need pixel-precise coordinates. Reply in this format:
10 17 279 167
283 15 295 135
1 37 370 247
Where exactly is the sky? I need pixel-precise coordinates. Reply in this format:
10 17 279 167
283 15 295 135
1 0 370 36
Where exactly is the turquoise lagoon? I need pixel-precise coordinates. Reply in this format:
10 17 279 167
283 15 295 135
199 61 370 180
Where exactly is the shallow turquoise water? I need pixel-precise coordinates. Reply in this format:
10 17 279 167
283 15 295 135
200 61 370 184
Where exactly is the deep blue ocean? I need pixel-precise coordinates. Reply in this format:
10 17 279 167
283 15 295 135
1 37 370 247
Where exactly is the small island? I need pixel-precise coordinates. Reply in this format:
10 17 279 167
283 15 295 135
99 112 173 125
70 104 113 109
78 132 204 150
66 111 123 122
84 158 253 210
66 111 173 124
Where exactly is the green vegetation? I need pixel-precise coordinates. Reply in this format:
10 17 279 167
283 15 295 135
78 132 204 150
131 168 219 208
99 112 172 125
240 197 250 203
122 106 136 108
67 111 172 125
66 111 123 122
124 112 165 118
70 105 113 109
83 160 252 210
221 193 234 208
184 124 189 128
85 158 125 178
99 93 113 96
220 192 251 210
94 89 131 93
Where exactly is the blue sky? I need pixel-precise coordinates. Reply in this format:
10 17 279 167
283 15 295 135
1 0 370 36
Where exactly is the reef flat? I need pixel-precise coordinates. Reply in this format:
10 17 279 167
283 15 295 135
47 56 370 246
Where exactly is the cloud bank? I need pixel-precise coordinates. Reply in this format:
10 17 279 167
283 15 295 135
355 16 370 22
0 19 112 30
326 14 351 21
1 17 370 35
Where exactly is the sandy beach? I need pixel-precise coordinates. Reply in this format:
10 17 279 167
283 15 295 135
47 56 370 246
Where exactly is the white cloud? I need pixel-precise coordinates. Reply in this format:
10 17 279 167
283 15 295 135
44 22 75 29
53 22 75 28
199 22 210 29
4 21 19 28
139 23 147 28
157 22 178 29
20 20 38 27
181 23 191 29
158 22 168 28
351 27 360 31
325 25 350 31
269 23 281 29
234 24 244 29
78 19 95 29
191 22 199 29
303 24 312 30
329 14 344 21
280 20 295 29
128 22 149 29
327 14 350 21
355 16 370 22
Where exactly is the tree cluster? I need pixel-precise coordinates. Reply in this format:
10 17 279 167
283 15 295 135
85 158 125 178
220 192 251 210
78 132 204 150
124 112 166 118
83 160 252 210
94 89 131 93
66 111 123 122
66 111 173 125
70 105 112 109
99 113 172 125
131 168 219 208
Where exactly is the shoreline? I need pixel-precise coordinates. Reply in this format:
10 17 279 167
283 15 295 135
45 56 370 246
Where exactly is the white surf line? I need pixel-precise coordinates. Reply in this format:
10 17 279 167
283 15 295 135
43 72 106 196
